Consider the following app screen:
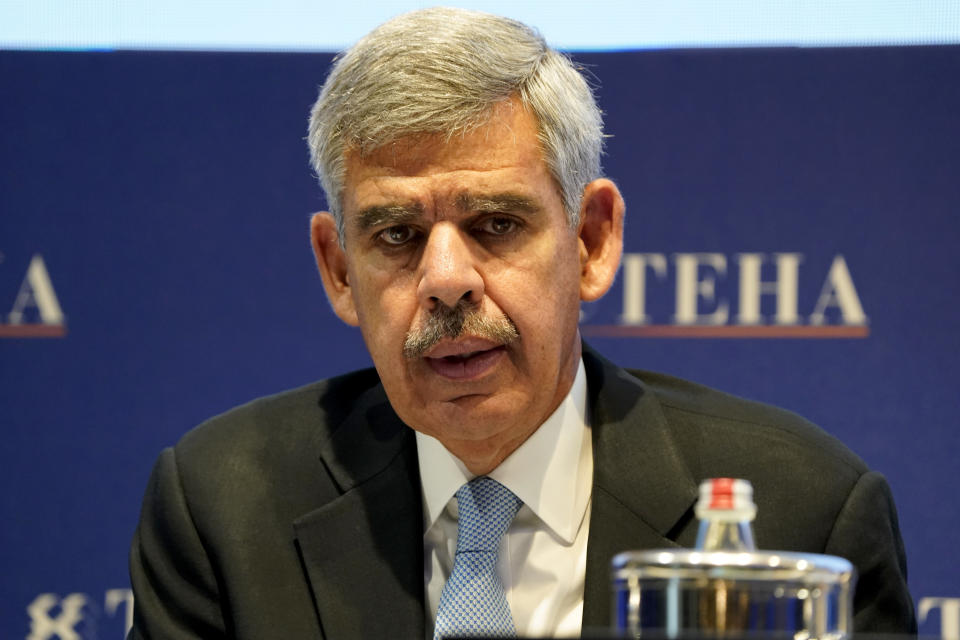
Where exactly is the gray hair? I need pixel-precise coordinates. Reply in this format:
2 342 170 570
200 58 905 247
307 7 604 239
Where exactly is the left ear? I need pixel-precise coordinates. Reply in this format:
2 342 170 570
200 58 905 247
577 178 625 301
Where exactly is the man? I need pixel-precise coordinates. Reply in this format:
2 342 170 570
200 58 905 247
129 7 914 639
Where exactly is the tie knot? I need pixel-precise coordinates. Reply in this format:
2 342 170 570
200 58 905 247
454 477 522 554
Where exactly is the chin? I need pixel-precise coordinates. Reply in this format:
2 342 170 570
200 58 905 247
417 396 528 440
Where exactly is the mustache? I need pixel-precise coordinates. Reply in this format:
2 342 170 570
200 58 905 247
403 301 519 359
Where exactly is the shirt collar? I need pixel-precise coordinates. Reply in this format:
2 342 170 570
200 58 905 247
416 358 591 544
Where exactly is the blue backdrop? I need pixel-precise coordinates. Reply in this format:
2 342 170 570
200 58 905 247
2 45 958 638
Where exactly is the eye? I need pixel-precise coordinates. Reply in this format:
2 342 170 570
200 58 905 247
478 217 518 236
378 225 417 246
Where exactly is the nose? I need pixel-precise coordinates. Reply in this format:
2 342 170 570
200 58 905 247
417 222 484 310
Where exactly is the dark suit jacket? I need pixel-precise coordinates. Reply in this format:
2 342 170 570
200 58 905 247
129 346 915 638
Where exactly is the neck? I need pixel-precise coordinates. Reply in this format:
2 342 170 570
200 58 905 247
448 427 540 476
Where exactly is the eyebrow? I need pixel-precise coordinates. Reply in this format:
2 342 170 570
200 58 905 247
455 193 541 215
353 192 540 231
355 202 425 231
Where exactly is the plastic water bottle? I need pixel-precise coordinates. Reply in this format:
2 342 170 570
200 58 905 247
694 477 757 551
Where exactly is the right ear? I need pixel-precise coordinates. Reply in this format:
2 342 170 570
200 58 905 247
310 212 359 326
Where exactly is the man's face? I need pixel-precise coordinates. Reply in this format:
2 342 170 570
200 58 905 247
317 101 598 473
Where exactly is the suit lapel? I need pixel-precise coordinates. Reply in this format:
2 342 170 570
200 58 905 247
581 346 699 627
293 383 425 639
290 348 697 635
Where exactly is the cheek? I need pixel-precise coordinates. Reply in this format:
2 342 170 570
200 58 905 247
535 242 585 330
532 237 583 301
351 270 419 345
493 244 582 337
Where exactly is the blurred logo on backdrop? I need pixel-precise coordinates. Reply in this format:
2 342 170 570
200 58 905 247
583 252 869 338
920 597 960 640
27 593 89 640
25 589 132 640
0 252 66 338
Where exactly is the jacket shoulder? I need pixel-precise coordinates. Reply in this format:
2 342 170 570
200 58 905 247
626 367 868 476
176 367 382 459
162 368 384 521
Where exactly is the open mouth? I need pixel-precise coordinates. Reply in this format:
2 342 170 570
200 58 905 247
424 344 506 379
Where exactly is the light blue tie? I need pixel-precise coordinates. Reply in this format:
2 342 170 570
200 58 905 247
433 476 523 639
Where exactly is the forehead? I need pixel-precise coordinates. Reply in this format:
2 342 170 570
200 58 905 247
340 100 557 213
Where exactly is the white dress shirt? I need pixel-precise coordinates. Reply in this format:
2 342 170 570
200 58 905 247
416 359 592 638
